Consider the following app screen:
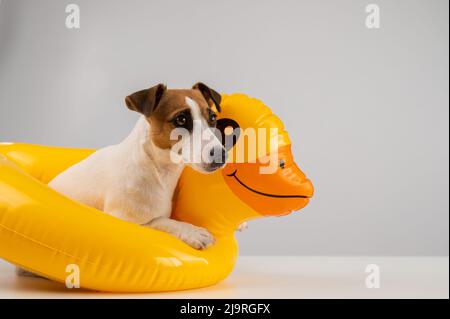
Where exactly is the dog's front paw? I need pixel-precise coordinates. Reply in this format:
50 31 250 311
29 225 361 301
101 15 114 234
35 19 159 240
178 224 215 250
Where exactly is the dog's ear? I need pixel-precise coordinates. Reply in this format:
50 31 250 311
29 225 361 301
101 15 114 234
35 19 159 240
192 82 222 112
125 83 167 117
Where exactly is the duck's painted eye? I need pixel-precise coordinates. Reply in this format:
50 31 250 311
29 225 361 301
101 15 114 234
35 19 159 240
279 159 285 169
216 118 240 151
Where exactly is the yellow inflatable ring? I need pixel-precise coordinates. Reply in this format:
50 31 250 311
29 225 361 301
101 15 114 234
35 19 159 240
0 94 313 292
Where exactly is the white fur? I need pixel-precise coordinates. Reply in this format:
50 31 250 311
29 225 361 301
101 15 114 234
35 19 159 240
186 96 201 120
48 116 215 249
185 96 224 170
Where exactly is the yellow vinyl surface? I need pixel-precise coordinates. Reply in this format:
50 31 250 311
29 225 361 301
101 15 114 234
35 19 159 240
0 94 313 292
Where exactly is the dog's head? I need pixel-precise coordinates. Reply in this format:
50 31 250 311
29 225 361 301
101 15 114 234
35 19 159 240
125 83 226 173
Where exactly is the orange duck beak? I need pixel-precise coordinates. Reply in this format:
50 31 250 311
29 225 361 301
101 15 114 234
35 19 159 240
222 145 314 216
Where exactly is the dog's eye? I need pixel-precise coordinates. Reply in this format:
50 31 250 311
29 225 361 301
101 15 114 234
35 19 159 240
209 112 217 125
172 111 193 131
174 114 187 127
279 159 285 169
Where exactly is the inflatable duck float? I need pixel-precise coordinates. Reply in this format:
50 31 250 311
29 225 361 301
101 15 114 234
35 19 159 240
0 93 313 292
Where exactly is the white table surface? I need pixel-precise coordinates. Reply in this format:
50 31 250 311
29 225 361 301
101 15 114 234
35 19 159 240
0 256 448 299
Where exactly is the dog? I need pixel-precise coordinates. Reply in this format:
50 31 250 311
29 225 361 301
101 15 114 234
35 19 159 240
16 83 234 278
45 82 227 250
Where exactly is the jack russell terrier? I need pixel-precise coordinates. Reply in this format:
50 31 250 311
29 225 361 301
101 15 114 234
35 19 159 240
16 83 251 277
17 83 229 277
50 82 226 248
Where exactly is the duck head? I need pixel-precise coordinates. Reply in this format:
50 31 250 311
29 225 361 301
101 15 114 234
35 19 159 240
172 94 314 236
222 145 313 217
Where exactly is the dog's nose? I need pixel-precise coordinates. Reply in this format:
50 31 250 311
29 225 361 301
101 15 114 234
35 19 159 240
210 147 227 166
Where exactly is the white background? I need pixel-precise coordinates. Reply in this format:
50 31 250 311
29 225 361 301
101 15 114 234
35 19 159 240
0 0 448 256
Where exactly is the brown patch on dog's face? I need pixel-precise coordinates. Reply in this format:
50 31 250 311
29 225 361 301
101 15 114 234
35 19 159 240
149 89 212 149
125 84 221 150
